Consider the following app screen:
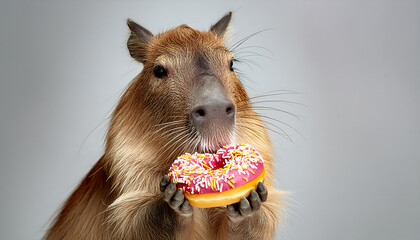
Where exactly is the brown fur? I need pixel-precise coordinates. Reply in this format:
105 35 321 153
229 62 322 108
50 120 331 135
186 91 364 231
45 13 284 240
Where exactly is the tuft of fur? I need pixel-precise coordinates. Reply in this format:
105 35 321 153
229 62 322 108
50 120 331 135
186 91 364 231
45 13 285 240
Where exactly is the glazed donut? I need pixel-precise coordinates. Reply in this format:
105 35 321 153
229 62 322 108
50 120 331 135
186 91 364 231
168 143 265 208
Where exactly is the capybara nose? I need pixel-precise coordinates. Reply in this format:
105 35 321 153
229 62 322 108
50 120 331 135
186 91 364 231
191 101 235 127
190 74 235 131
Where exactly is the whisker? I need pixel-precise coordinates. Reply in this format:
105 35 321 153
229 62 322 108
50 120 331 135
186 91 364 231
234 58 258 71
145 125 186 142
257 115 304 140
230 29 273 51
234 90 303 107
234 51 274 60
236 121 292 143
183 132 199 154
248 92 302 101
249 100 307 108
235 70 254 87
166 132 196 160
235 57 262 69
238 117 293 142
251 106 302 120
155 130 191 161
155 119 184 127
155 127 189 153
156 125 187 136
233 45 275 56
235 123 264 140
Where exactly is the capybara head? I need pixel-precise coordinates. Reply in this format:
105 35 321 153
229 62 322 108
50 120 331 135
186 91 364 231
106 12 261 165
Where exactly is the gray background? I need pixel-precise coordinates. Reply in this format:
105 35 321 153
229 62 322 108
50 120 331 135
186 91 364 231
1 0 420 239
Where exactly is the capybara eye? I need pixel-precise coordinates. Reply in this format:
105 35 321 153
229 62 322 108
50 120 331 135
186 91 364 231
153 65 167 78
229 60 234 71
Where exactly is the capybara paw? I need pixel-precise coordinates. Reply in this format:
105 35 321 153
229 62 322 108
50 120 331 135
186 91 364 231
160 175 193 216
227 182 267 221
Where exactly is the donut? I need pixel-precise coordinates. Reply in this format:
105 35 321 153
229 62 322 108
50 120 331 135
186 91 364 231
168 143 265 208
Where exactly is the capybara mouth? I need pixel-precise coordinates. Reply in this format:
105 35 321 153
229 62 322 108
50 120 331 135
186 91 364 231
197 144 226 154
196 134 234 154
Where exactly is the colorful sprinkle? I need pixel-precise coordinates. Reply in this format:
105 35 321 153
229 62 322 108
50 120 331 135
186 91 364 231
167 143 264 194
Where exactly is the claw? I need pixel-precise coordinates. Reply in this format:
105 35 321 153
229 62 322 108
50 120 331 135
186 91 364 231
180 200 193 215
163 182 176 202
239 197 252 217
170 188 184 208
227 203 240 219
160 175 170 192
160 176 192 216
227 183 268 221
248 190 261 211
257 182 268 202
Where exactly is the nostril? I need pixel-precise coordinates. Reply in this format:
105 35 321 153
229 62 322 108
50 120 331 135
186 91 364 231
195 109 206 117
197 109 206 117
226 105 235 117
192 107 207 123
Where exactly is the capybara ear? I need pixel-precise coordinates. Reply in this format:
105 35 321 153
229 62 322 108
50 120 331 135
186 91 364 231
127 19 153 63
210 12 232 39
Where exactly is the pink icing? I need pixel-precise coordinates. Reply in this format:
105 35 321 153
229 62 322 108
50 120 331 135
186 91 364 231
168 143 264 194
